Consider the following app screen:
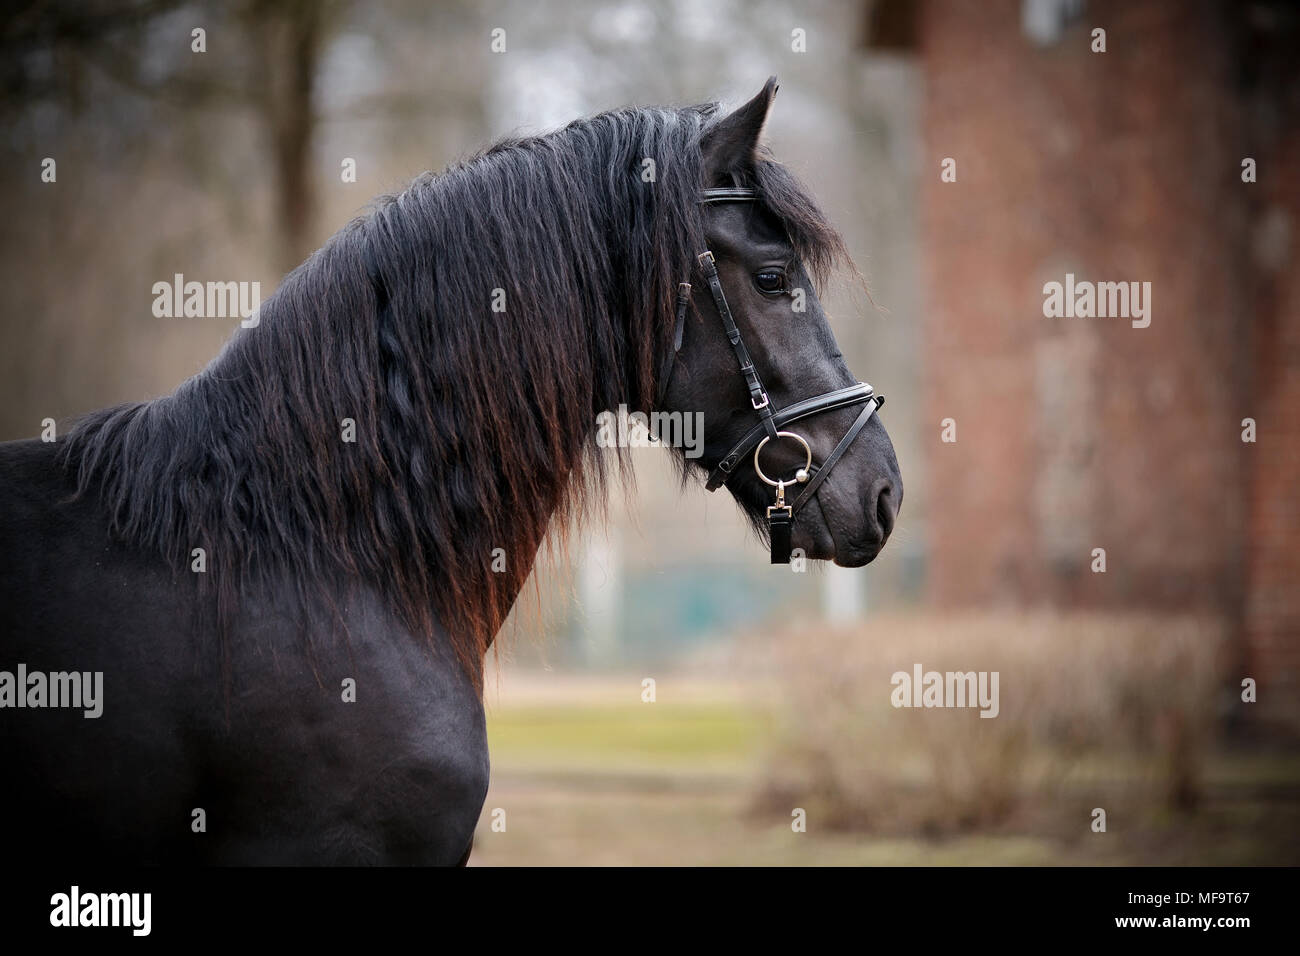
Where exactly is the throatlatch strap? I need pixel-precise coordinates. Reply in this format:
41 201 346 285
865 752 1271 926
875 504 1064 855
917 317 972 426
697 251 779 442
656 282 692 407
769 508 794 564
672 284 690 354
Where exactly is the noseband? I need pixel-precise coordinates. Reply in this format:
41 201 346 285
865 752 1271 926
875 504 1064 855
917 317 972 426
658 187 885 564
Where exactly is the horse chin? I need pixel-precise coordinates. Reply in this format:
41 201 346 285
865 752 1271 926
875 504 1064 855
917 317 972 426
808 495 881 567
831 543 882 568
774 501 834 563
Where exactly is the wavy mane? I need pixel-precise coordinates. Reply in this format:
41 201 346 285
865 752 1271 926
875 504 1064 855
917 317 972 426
58 100 848 686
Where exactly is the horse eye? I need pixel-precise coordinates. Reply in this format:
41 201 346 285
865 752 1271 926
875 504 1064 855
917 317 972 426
754 271 787 294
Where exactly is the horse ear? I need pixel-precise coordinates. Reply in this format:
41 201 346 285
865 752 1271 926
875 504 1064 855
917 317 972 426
700 76 779 186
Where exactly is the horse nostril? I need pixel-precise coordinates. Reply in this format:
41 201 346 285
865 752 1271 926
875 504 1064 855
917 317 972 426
874 481 896 539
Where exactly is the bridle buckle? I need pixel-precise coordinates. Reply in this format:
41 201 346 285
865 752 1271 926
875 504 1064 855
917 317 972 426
767 479 792 518
752 392 770 411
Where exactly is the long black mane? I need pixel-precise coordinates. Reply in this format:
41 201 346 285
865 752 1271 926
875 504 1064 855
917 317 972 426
59 100 847 682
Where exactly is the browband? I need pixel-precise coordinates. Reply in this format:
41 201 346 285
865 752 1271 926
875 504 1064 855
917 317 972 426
700 187 760 205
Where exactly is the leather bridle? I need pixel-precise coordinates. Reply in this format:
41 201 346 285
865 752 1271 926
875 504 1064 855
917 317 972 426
657 187 885 564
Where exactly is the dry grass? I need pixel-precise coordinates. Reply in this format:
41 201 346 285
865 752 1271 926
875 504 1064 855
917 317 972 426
749 612 1229 835
471 613 1298 864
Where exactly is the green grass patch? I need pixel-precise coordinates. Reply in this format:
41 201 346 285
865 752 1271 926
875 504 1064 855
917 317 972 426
486 700 766 774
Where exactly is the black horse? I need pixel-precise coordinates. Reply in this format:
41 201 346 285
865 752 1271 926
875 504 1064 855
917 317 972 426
0 78 901 864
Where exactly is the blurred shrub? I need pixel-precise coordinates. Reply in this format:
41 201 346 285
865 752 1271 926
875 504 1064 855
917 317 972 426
750 612 1225 834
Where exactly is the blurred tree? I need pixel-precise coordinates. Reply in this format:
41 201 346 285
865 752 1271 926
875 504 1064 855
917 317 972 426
1 0 349 272
243 0 345 273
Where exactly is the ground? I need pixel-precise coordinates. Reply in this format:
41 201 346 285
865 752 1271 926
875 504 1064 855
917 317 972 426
470 674 1300 866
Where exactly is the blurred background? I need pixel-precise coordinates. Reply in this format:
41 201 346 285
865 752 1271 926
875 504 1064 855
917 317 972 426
2 0 1296 864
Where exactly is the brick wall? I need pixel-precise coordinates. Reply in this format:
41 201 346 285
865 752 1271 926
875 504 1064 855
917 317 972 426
918 0 1247 604
904 0 1297 728
1242 6 1300 731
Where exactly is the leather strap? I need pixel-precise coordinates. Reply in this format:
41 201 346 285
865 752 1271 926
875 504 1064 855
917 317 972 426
791 398 880 513
768 507 793 564
655 282 692 407
697 250 779 442
706 383 879 490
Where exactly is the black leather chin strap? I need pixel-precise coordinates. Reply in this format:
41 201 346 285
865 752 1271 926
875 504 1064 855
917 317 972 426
768 506 794 565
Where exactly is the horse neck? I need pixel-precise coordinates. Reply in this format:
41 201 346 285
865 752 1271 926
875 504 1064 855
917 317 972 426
203 233 610 653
